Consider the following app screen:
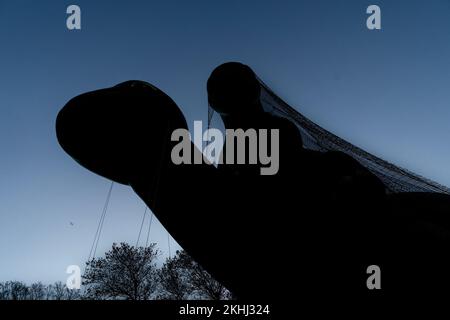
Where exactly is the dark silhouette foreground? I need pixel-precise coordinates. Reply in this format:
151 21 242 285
56 63 450 300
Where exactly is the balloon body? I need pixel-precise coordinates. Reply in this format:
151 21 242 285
56 80 450 300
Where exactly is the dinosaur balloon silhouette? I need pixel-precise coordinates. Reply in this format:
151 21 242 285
56 63 450 300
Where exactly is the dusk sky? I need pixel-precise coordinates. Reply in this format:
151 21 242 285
1 0 450 283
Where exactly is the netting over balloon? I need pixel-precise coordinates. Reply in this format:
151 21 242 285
209 78 450 194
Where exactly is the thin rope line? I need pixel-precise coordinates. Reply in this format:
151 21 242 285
93 182 113 259
135 206 147 247
145 209 154 247
167 232 171 258
89 181 114 261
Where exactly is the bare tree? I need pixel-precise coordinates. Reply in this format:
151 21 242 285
0 281 82 300
0 282 10 300
8 281 29 300
0 246 231 301
159 250 232 300
157 252 193 300
65 287 82 300
52 281 67 300
82 243 159 300
44 283 54 300
181 251 231 300
29 282 45 300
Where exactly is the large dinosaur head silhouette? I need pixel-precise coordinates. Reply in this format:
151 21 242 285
56 80 187 185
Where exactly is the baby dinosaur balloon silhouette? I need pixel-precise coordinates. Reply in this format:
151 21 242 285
56 64 450 300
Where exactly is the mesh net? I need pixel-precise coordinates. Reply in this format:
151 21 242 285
208 78 450 195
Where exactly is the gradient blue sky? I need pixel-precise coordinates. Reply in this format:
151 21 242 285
1 0 450 283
